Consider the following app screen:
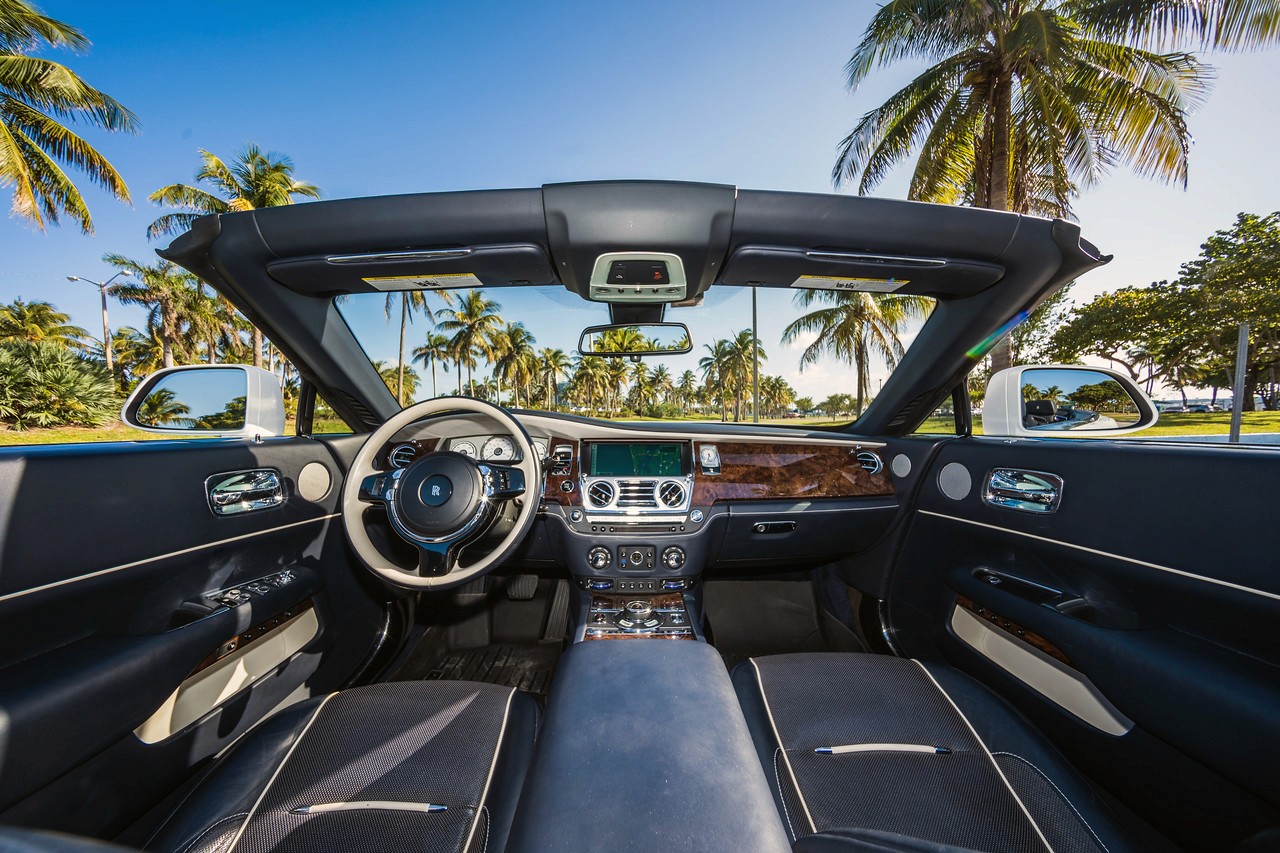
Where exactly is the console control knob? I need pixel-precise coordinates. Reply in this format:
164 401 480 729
587 547 611 570
662 546 686 570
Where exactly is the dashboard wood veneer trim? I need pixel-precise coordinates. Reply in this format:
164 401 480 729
691 441 893 503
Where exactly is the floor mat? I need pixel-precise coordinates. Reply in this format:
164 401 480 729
705 579 863 671
395 636 561 699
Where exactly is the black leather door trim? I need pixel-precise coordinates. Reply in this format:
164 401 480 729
0 513 340 605
919 509 1280 602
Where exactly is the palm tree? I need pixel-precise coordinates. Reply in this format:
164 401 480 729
147 145 319 368
699 339 733 421
570 354 609 415
782 290 932 417
832 0 1279 369
0 2 137 233
539 348 572 410
491 322 538 407
102 255 200 369
435 291 502 397
372 360 418 401
0 299 88 346
650 365 673 409
384 290 452 405
676 369 698 414
412 332 452 398
136 387 191 427
726 329 766 421
111 323 166 387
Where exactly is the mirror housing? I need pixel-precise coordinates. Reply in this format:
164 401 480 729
577 322 692 360
122 365 287 438
982 365 1158 438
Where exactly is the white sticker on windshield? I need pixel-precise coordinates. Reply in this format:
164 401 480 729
362 272 484 291
791 275 908 292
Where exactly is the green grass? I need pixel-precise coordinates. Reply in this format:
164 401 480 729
914 410 1280 437
4 410 1278 447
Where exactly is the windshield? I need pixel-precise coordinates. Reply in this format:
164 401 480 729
336 285 934 425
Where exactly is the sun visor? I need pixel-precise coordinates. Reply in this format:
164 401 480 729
265 243 559 295
719 245 1004 297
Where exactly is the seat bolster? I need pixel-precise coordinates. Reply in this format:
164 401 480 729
474 690 539 853
792 828 983 853
730 662 803 840
0 828 141 853
917 662 1134 853
141 697 326 853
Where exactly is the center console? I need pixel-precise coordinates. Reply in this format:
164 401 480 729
581 591 695 640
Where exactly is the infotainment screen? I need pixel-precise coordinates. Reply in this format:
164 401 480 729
589 443 684 478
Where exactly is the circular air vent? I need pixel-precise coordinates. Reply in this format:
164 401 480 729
388 444 417 469
658 480 686 508
587 480 615 508
854 451 884 475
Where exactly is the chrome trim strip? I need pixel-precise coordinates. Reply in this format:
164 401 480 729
750 659 817 834
461 687 516 853
326 248 473 265
227 692 337 853
815 743 948 755
0 514 341 605
291 801 447 815
913 661 1056 853
919 510 1280 602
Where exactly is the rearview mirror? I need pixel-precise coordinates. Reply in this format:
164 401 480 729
982 365 1158 438
122 365 286 438
577 323 692 359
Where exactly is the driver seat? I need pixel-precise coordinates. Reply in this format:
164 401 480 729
142 681 537 853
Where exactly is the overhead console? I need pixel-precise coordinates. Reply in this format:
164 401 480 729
542 180 736 305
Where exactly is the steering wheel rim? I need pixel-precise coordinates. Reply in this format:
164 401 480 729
341 397 541 590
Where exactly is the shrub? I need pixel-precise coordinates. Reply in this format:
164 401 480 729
0 341 120 429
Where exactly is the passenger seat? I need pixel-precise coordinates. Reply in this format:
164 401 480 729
732 654 1136 853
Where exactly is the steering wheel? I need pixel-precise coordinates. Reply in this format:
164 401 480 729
341 397 541 590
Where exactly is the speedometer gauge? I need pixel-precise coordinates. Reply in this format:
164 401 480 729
481 435 516 461
532 440 548 460
452 440 478 458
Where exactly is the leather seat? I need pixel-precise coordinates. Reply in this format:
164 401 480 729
143 681 537 853
732 654 1137 853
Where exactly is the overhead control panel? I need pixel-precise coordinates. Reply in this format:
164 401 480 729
588 252 687 302
543 180 736 305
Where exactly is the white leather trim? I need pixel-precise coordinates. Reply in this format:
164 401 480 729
461 687 516 853
949 605 1133 736
225 692 337 853
750 658 817 834
919 510 1280 602
913 660 1056 853
0 514 340 604
135 609 321 744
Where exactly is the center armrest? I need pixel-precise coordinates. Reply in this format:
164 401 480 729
508 640 791 853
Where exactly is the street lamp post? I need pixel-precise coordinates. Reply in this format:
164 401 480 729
66 271 131 372
752 286 760 423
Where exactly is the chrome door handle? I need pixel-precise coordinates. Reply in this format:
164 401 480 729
983 468 1063 514
207 469 283 516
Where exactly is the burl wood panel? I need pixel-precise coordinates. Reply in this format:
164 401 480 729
541 437 581 506
591 592 685 610
691 442 893 504
956 595 1073 667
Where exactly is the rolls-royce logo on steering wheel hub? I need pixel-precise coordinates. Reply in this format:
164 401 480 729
421 475 453 507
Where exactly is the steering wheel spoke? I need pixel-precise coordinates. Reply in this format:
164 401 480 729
416 542 456 577
357 472 392 504
480 462 526 501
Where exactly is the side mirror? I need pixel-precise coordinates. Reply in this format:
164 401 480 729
122 365 286 438
982 365 1158 438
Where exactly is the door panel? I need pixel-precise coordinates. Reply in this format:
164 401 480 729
0 436 391 839
889 438 1280 851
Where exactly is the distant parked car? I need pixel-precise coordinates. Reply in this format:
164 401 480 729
1187 404 1212 413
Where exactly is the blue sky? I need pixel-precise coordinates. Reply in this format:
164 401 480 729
3 0 1279 401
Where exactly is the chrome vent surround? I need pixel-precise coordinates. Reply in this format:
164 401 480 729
855 450 884 475
658 480 686 508
615 479 659 508
587 480 616 508
388 444 417 469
